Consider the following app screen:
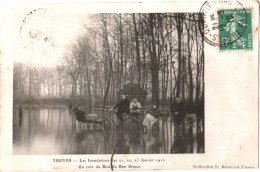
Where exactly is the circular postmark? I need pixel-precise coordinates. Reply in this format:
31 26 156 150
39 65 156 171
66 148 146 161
20 8 55 49
200 0 248 47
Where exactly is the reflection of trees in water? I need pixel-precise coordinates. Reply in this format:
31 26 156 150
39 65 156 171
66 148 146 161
76 119 146 154
143 130 160 154
75 122 144 154
13 107 204 154
114 131 130 154
75 130 106 154
124 123 143 154
171 137 185 153
158 115 204 154
13 107 77 154
170 124 185 154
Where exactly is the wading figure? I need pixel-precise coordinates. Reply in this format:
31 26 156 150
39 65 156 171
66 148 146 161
170 97 185 125
143 105 160 130
113 93 130 121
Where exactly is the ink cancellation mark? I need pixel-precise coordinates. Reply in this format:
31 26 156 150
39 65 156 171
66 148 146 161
199 0 252 50
20 8 55 49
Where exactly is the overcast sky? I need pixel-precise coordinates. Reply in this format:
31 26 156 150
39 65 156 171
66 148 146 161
13 11 89 67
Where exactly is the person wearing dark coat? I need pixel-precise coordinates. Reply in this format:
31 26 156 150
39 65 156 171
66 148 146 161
113 93 130 121
75 106 88 122
170 97 185 125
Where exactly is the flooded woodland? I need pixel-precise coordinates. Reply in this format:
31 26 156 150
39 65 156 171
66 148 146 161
14 13 204 154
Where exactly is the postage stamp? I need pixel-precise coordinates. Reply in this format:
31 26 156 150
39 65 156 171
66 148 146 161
199 0 253 51
218 8 252 51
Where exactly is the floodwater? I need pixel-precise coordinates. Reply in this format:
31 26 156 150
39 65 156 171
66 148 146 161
13 106 204 154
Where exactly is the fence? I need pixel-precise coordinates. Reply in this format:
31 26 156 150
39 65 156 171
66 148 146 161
93 105 172 116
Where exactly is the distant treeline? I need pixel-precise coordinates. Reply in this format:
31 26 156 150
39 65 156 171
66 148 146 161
14 98 70 105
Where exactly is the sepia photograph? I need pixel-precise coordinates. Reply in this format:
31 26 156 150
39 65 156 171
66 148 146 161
0 0 258 170
13 12 205 154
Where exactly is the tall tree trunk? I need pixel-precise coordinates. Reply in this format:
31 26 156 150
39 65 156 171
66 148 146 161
165 55 169 104
194 14 200 103
140 14 146 90
198 13 205 102
133 14 142 87
71 79 75 104
181 46 185 101
102 16 113 109
87 75 92 113
119 14 124 93
185 16 194 103
103 59 112 108
175 14 183 98
149 13 159 105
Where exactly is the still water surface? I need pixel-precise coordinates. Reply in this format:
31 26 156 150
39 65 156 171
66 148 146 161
13 106 204 154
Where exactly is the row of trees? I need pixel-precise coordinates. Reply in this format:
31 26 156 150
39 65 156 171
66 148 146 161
62 13 204 107
14 13 204 111
13 63 71 99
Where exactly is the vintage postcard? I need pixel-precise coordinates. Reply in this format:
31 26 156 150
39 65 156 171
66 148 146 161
0 0 259 171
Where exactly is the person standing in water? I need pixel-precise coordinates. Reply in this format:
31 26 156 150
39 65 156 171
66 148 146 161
143 104 160 130
170 97 185 125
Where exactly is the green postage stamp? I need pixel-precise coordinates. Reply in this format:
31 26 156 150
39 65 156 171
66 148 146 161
218 8 252 51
